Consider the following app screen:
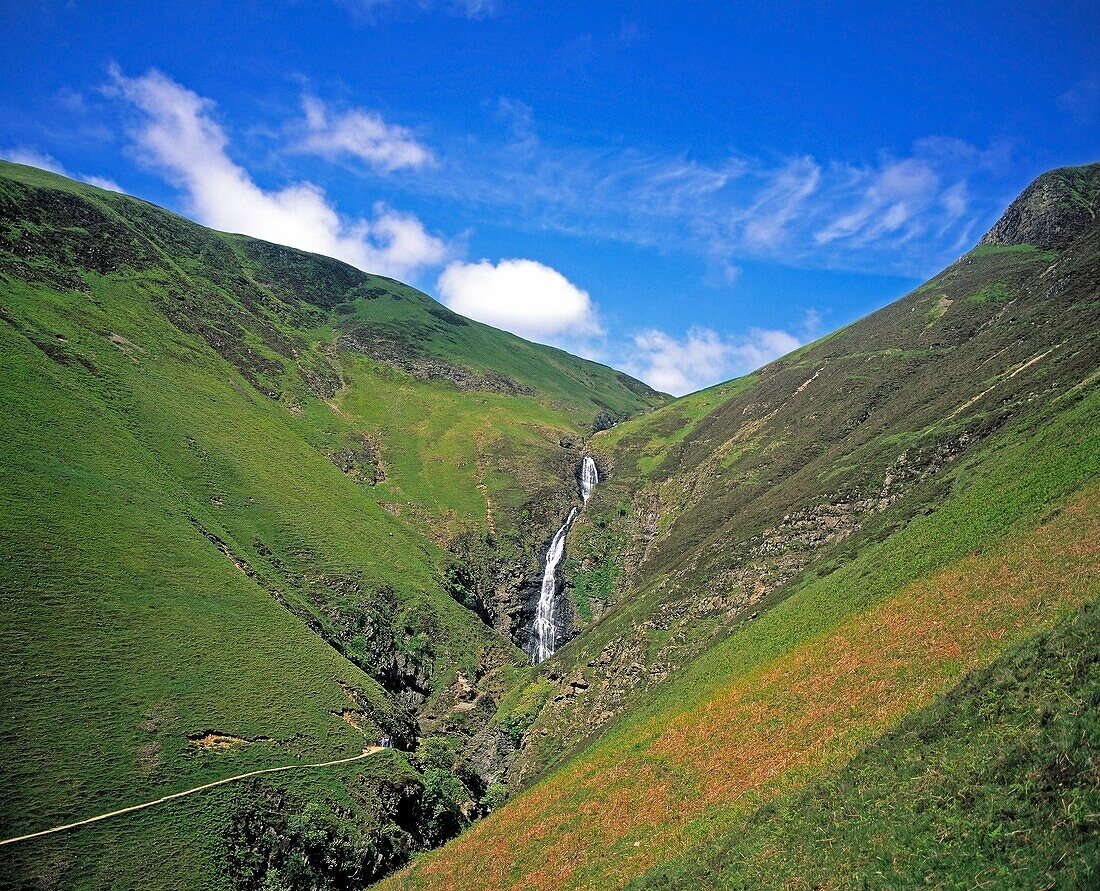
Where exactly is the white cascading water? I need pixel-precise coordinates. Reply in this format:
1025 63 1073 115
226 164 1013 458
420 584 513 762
580 455 599 502
532 508 577 663
532 458 600 664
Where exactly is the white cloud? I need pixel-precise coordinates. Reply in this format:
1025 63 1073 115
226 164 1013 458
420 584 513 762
737 156 821 250
2 146 121 192
814 157 942 246
436 258 603 344
622 325 802 396
81 174 123 192
409 117 1014 278
294 96 432 172
3 147 66 174
108 67 448 280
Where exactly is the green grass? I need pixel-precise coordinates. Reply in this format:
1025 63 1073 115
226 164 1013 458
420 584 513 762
596 374 756 477
0 160 663 888
968 242 1057 260
386 388 1100 890
631 598 1100 889
965 281 1012 304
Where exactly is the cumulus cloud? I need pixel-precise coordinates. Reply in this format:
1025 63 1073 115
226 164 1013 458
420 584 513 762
622 325 802 396
436 258 603 344
293 96 432 172
2 146 122 192
108 67 448 280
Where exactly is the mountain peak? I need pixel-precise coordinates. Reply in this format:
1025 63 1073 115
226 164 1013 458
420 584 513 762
979 161 1100 250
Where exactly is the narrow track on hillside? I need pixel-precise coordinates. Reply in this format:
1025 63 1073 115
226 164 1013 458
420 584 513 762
0 747 382 848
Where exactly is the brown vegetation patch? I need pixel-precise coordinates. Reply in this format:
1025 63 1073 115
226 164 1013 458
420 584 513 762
334 709 367 734
188 732 250 751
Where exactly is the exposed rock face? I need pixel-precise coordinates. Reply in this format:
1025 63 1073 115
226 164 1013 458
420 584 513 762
456 495 585 656
326 432 386 485
980 162 1099 250
444 435 586 651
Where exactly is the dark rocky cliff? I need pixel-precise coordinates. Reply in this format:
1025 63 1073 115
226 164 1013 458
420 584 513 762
980 161 1099 249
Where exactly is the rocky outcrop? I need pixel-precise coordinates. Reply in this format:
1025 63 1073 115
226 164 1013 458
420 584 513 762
980 162 1099 250
326 432 386 485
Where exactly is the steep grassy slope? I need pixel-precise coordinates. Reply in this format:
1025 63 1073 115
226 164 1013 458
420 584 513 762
0 160 662 889
386 384 1100 891
487 162 1100 786
632 597 1100 889
389 163 1100 888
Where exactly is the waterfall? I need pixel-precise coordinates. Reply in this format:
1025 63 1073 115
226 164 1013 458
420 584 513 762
532 508 577 664
580 456 599 502
531 458 600 664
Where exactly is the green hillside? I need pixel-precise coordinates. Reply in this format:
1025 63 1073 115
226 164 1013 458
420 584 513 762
385 163 1100 888
2 157 1098 891
0 160 663 889
632 596 1100 889
488 162 1100 787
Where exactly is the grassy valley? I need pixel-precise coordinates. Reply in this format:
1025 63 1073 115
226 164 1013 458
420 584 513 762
0 160 662 889
384 162 1100 888
1 157 1097 891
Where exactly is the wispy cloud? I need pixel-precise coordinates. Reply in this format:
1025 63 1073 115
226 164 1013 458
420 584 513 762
337 0 500 23
736 157 821 251
1 146 122 192
291 96 433 172
106 67 449 281
395 114 1016 279
813 157 943 246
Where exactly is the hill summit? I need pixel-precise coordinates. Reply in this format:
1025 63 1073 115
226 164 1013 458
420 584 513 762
980 161 1100 248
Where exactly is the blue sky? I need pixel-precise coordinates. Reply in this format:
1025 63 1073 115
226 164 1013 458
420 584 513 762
2 1 1098 393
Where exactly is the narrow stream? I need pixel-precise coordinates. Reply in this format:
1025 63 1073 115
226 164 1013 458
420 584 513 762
531 458 600 664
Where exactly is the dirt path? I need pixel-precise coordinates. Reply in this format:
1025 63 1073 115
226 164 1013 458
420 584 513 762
0 747 383 848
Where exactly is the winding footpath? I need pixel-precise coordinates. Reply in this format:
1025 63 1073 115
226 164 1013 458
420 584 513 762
0 747 382 848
